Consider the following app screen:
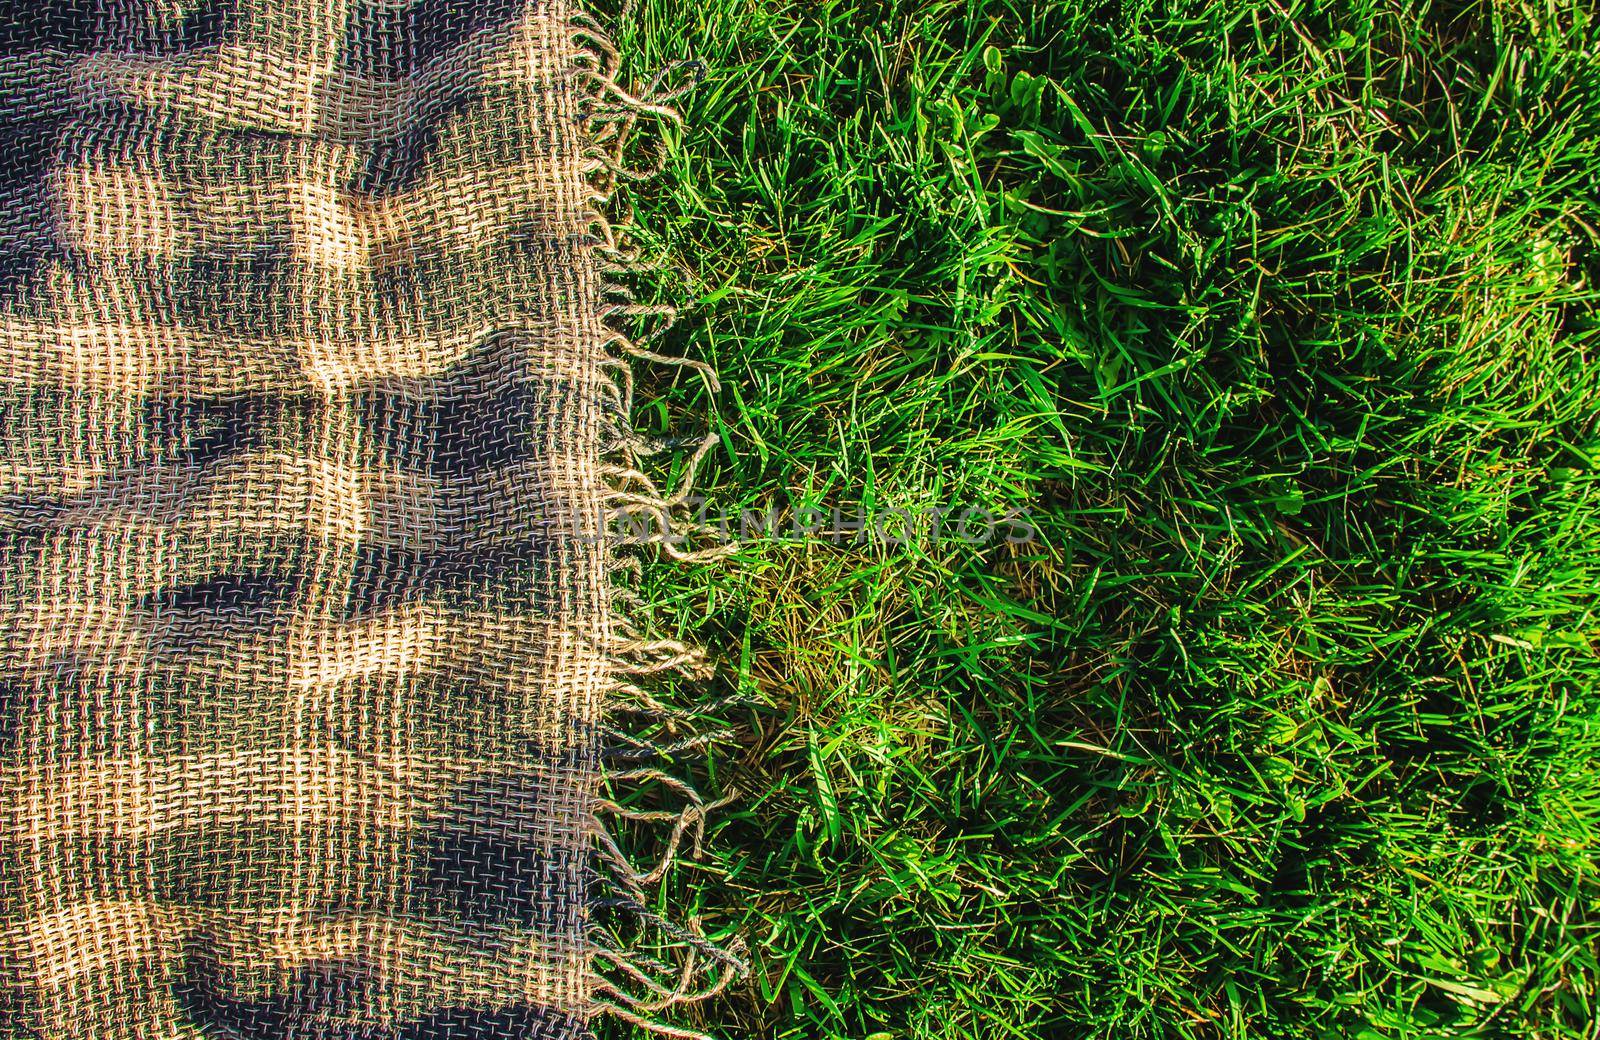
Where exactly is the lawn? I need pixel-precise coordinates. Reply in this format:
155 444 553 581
592 1 1600 1037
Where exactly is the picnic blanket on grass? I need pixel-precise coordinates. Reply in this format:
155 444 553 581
0 2 734 1036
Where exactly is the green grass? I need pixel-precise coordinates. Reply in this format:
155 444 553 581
593 0 1600 1037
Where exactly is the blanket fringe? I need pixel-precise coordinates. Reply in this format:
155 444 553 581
567 4 747 1035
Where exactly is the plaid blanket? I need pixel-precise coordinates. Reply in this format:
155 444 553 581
0 2 723 1036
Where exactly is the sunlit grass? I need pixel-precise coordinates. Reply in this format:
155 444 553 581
598 1 1600 1036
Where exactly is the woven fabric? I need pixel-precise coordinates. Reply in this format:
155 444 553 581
0 2 619 1036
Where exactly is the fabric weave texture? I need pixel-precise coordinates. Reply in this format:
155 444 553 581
0 1 630 1036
